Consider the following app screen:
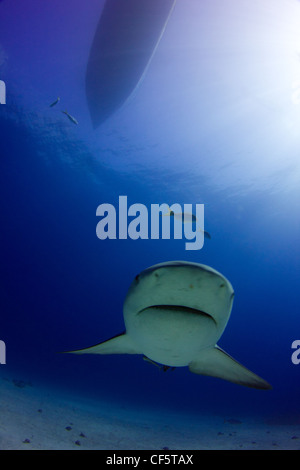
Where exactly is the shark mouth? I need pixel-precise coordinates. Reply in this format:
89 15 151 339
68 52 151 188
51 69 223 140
139 304 217 325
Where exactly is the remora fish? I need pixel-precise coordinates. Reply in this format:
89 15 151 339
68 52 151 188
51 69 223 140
62 110 78 125
66 261 271 390
163 209 211 239
49 97 60 107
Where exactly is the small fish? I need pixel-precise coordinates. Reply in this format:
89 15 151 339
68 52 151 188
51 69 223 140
62 110 78 125
49 97 60 107
166 209 197 223
162 209 211 239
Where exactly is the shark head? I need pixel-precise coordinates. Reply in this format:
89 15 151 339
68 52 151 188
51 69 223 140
67 261 271 390
122 261 234 367
123 261 234 337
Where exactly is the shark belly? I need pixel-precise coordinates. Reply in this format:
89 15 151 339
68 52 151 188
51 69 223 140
126 305 218 367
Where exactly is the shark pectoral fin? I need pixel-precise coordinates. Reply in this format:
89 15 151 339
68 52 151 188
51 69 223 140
189 346 272 390
64 333 141 355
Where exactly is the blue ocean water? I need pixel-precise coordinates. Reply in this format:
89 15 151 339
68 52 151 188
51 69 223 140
0 0 300 430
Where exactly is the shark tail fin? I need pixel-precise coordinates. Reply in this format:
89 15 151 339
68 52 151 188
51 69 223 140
189 346 272 390
196 228 211 239
61 333 141 355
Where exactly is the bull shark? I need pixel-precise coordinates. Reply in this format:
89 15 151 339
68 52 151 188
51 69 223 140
67 261 271 390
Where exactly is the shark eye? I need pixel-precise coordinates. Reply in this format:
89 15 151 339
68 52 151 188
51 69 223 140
135 274 140 282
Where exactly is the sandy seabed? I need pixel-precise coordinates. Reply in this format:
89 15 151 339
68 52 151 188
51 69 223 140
0 373 299 450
